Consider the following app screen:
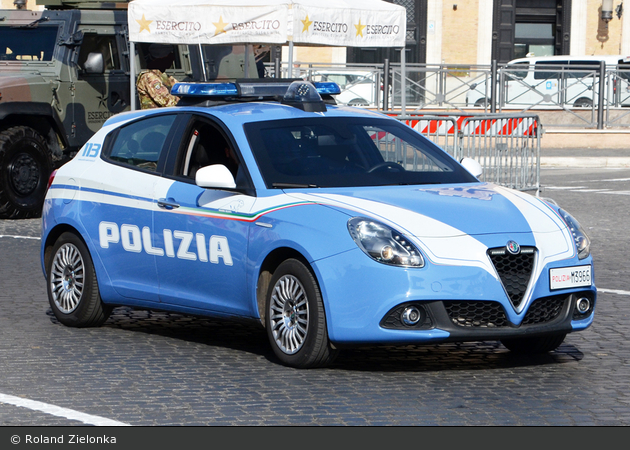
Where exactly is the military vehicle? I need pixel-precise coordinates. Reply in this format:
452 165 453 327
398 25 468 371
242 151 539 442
0 0 260 219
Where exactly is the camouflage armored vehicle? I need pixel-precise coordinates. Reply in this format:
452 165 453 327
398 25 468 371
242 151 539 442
0 0 259 219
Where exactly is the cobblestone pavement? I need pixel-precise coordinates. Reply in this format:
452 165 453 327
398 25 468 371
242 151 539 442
0 168 629 426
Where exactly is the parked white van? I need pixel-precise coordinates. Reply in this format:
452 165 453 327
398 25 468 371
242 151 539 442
466 55 627 108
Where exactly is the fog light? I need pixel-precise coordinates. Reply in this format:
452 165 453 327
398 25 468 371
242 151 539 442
576 297 591 314
401 306 423 326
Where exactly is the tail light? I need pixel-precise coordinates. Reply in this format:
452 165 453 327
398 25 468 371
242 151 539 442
47 169 58 191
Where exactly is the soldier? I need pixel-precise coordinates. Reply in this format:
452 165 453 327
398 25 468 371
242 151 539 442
136 44 180 109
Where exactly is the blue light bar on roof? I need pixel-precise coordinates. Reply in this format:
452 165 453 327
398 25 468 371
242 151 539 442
312 82 341 95
170 80 341 98
171 82 238 97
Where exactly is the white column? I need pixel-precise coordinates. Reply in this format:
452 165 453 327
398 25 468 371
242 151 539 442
477 0 494 65
426 0 443 64
622 0 630 55
570 0 587 55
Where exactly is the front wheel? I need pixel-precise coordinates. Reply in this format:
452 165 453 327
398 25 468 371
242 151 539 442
501 333 566 354
0 126 52 219
265 259 338 368
47 232 112 327
474 98 489 108
348 98 369 106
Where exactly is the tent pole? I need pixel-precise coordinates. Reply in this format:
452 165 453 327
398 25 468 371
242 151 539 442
400 47 406 117
288 40 294 78
244 45 250 78
199 44 208 81
130 41 136 111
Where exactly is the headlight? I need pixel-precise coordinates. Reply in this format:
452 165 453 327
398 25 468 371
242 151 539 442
558 208 591 259
347 217 424 267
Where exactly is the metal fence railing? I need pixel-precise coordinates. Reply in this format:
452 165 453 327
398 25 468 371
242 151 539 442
393 113 541 195
266 59 630 129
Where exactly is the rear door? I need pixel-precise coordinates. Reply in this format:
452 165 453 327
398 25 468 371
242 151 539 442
89 113 179 302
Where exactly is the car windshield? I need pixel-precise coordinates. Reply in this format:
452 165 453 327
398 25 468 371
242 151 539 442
244 117 478 188
0 26 58 61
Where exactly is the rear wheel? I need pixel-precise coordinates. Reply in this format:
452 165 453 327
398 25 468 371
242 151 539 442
501 333 566 354
47 232 112 327
573 98 593 108
0 126 52 219
265 259 338 368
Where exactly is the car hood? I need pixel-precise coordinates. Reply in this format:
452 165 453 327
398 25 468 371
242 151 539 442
283 182 566 239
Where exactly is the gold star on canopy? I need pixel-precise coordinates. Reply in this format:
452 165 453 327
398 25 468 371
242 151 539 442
301 15 313 33
355 19 366 37
213 16 229 36
136 14 153 34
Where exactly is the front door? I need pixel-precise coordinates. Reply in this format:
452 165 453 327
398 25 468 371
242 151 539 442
153 116 253 317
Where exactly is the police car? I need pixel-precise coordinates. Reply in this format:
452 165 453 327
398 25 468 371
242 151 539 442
41 79 596 368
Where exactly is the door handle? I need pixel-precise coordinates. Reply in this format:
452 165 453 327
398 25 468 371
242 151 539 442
157 198 180 209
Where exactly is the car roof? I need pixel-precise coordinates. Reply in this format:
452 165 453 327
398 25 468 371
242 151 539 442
103 100 388 129
508 55 624 65
188 101 387 124
311 70 374 75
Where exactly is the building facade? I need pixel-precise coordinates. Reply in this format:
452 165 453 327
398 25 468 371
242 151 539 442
294 0 630 66
4 0 628 67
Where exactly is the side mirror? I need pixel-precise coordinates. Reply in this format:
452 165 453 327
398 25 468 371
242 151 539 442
195 164 236 189
460 157 483 178
84 52 104 74
72 31 84 45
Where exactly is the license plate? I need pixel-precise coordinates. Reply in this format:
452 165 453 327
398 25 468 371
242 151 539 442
550 265 592 290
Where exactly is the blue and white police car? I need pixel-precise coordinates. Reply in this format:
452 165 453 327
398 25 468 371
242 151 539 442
41 79 595 368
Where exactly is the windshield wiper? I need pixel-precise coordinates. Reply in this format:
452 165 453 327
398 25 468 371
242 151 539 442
272 182 318 188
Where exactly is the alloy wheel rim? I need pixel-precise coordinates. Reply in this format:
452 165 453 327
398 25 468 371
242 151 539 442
269 274 309 355
50 243 85 314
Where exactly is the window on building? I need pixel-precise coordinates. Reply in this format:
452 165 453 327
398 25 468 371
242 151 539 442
514 0 559 59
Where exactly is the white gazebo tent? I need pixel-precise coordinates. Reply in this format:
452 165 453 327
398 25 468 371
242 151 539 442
127 0 407 111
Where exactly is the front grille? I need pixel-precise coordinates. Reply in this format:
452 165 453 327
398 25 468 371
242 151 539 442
522 294 567 325
445 301 509 328
488 246 536 308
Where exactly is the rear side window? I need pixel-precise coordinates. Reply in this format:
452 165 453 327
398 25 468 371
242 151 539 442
533 60 602 80
534 61 568 80
104 115 177 173
568 60 601 79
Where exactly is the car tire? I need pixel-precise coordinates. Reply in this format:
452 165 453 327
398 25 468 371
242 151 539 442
500 333 567 354
47 232 112 327
573 98 593 108
349 98 369 106
0 126 52 219
265 258 338 368
474 98 489 108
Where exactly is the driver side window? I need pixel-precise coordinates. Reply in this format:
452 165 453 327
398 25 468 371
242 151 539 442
180 121 239 181
78 33 121 72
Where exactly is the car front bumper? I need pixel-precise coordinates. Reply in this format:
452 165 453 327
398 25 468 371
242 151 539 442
313 248 596 345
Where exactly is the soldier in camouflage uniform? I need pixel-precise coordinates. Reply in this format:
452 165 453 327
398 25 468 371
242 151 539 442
136 44 180 109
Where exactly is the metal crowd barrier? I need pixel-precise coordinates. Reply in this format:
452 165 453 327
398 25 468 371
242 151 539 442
394 113 541 195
